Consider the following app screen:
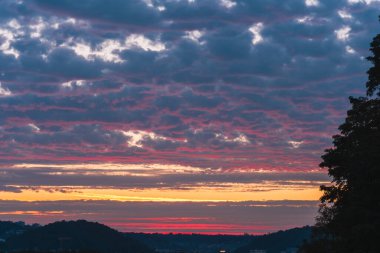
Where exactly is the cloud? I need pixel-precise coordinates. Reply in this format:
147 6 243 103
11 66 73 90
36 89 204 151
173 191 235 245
183 30 205 44
338 9 353 19
0 0 378 206
305 0 320 7
335 26 351 41
0 21 21 58
61 79 88 89
0 162 329 194
0 185 22 193
219 0 236 9
249 23 264 45
117 129 183 148
61 35 166 63
31 0 161 27
0 82 12 96
288 140 304 149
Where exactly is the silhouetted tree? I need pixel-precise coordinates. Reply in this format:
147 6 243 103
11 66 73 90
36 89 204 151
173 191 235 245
299 18 380 253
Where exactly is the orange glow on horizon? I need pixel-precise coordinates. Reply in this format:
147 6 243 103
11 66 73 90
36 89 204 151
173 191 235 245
0 185 323 202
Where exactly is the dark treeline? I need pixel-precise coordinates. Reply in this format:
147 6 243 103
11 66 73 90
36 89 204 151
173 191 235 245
0 221 39 240
1 220 311 253
235 227 311 253
127 232 253 253
0 220 153 253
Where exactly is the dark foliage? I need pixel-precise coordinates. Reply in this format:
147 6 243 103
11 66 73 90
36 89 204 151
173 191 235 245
300 18 380 253
234 226 312 253
367 19 380 97
128 232 253 253
3 220 153 253
0 221 38 240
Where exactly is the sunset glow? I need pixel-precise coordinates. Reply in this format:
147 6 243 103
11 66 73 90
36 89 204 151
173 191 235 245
1 0 379 235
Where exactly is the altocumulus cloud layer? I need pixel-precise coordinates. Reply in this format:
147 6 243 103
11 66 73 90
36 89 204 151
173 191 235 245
0 0 379 233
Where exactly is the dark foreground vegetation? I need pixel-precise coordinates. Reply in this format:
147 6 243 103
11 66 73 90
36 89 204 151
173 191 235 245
0 220 311 253
129 226 311 253
299 18 380 253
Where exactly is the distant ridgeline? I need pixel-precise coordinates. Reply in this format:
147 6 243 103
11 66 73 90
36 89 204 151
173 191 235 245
127 227 311 253
234 227 312 253
126 232 254 253
0 220 153 253
0 220 311 253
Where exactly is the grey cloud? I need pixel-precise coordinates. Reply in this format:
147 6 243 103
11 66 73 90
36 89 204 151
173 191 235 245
0 185 22 193
32 0 161 27
0 0 379 170
0 165 329 190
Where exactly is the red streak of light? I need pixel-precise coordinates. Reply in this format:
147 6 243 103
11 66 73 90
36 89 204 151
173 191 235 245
106 222 277 235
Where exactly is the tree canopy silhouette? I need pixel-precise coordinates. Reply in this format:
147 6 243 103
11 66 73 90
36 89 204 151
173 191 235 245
299 19 380 253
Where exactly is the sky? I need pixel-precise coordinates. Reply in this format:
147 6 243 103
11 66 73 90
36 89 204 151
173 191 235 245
0 0 379 235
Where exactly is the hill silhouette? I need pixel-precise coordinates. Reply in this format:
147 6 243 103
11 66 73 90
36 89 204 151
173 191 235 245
234 226 312 253
128 226 311 253
0 220 312 253
3 220 153 253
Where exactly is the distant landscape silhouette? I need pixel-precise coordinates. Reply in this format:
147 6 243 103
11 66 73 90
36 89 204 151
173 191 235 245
0 220 311 253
